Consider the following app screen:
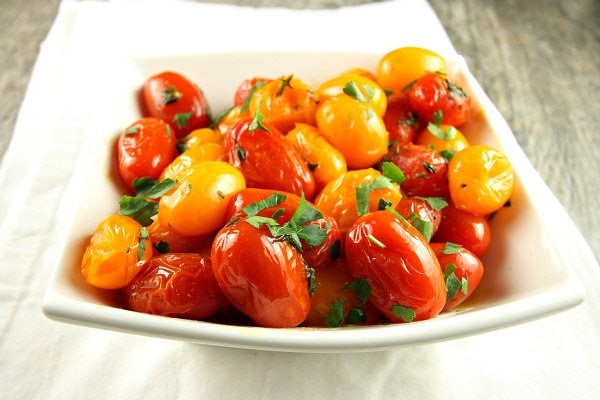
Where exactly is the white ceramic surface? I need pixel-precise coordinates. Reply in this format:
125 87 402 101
43 52 586 352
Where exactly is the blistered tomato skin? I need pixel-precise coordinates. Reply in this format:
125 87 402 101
432 203 491 257
385 143 449 197
143 71 211 138
224 118 315 199
211 219 311 328
345 211 446 322
377 47 447 92
158 161 246 236
81 215 152 289
429 243 484 312
117 118 178 192
124 253 228 319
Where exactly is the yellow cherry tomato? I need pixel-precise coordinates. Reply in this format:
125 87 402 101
249 75 319 134
317 73 387 116
81 214 152 289
341 68 377 82
179 128 223 150
377 47 447 91
158 161 246 236
284 123 348 193
316 96 388 170
448 145 514 216
160 142 226 181
416 124 469 154
315 168 402 233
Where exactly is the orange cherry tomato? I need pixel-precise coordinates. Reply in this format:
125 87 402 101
81 214 152 289
315 168 402 233
316 96 388 169
377 47 447 92
448 145 514 216
142 71 211 138
415 123 469 155
159 142 226 181
158 161 246 236
248 75 319 134
317 73 387 116
124 253 229 319
284 123 348 193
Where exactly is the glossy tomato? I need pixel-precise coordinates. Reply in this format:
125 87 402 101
395 196 443 238
345 210 446 322
211 218 311 328
81 215 152 289
432 202 491 257
377 47 447 92
117 118 178 192
142 71 211 138
383 91 420 145
159 142 226 181
224 117 315 199
384 143 449 197
124 253 228 319
429 242 484 311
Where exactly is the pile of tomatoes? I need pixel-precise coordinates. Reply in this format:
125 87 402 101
80 47 514 328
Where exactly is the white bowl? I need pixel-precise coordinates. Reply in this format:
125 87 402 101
43 51 586 352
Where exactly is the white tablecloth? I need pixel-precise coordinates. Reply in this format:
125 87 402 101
1 1 599 399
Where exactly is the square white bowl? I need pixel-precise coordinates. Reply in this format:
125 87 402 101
43 51 587 352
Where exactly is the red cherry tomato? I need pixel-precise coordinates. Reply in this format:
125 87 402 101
429 242 484 312
224 117 315 199
345 210 446 322
384 143 449 197
143 71 211 138
211 219 311 328
116 118 178 192
124 253 228 319
407 73 470 126
224 188 342 271
432 202 491 257
395 197 443 237
383 91 420 144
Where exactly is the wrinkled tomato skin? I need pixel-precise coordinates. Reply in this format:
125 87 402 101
124 253 228 319
224 118 315 199
143 71 211 138
385 143 449 197
345 211 446 322
383 91 420 145
224 188 342 270
233 77 271 106
395 197 443 236
432 203 491 257
211 219 311 328
117 118 178 192
429 243 484 311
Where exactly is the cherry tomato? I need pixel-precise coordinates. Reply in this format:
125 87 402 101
158 161 246 236
382 91 420 145
284 123 347 193
178 128 223 151
214 105 243 136
233 77 271 106
224 117 315 199
211 219 311 328
429 242 484 312
448 145 514 216
415 124 469 155
303 258 382 327
377 47 447 92
142 71 211 138
315 168 402 233
316 96 388 169
124 253 228 319
407 73 470 126
147 217 213 254
345 210 446 322
432 202 491 257
395 197 443 237
317 73 387 116
248 75 319 134
81 215 152 289
224 188 342 271
384 143 449 197
159 142 226 181
117 118 178 192
341 67 377 82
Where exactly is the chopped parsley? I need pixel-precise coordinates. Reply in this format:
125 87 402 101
125 126 139 135
391 305 416 322
343 81 373 103
173 111 192 130
153 241 170 254
120 178 176 226
324 299 345 328
367 234 386 248
441 242 462 254
240 81 266 112
276 74 294 96
248 100 269 132
444 263 464 302
347 307 366 324
344 279 371 304
381 161 405 185
162 85 182 105
137 227 149 261
417 196 448 211
408 213 433 242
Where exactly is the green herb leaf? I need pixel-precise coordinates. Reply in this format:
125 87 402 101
381 161 405 185
433 110 443 126
276 74 294 96
442 242 462 254
329 240 341 261
367 234 386 248
162 85 182 105
444 263 461 302
173 112 192 130
290 193 324 226
347 307 365 324
427 122 457 141
370 175 394 190
245 215 280 229
153 241 170 254
355 182 371 216
461 277 469 295
242 193 287 217
306 264 317 297
378 198 392 210
446 79 467 99
137 227 149 261
417 196 448 211
118 196 158 227
384 205 411 228
343 81 370 103
240 81 266 112
132 177 158 195
324 299 345 328
134 178 176 199
392 305 416 322
439 149 456 161
248 100 269 132
345 279 371 304
125 126 139 135
409 213 433 242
